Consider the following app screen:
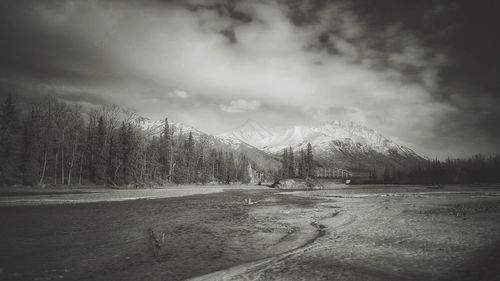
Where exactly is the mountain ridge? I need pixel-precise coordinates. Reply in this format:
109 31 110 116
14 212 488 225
217 119 424 171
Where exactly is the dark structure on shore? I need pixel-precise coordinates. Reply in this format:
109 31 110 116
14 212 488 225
315 167 375 184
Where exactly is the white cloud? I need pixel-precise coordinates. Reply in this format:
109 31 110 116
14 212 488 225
220 99 261 113
168 90 189 99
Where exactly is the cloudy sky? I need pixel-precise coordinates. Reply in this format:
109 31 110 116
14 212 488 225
1 0 499 158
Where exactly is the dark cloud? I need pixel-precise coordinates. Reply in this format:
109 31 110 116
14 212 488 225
187 0 253 23
219 27 237 43
0 1 121 87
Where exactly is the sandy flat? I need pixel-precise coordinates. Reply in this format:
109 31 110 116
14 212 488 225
0 185 268 206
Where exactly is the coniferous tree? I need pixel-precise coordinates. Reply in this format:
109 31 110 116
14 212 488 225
0 94 21 185
186 132 195 183
209 148 217 181
226 151 235 183
107 133 118 185
306 143 314 178
173 137 188 184
282 148 289 178
118 122 134 184
161 118 172 181
288 147 295 177
298 149 305 178
197 148 210 183
216 150 224 183
21 109 40 185
238 154 251 183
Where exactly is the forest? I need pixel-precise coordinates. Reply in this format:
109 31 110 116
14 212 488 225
0 94 260 187
383 155 500 185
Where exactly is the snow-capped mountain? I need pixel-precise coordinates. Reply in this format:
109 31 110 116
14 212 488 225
218 119 423 170
218 120 275 148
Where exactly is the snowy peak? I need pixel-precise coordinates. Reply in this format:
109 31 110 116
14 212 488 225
319 121 387 149
234 119 275 140
218 119 276 147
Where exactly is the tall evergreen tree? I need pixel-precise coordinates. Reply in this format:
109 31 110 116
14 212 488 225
120 122 135 184
107 133 118 185
298 149 305 178
21 110 40 185
197 148 210 183
288 147 295 177
238 154 251 183
216 150 224 183
226 151 235 183
0 94 21 185
173 138 188 184
282 148 289 178
306 143 314 178
162 118 172 181
208 148 216 181
186 132 195 183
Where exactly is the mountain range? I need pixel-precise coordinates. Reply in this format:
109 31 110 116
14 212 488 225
218 119 424 172
138 118 424 174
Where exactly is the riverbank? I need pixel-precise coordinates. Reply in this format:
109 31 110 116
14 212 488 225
0 184 269 206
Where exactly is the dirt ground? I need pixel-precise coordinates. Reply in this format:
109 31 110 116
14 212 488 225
1 185 500 281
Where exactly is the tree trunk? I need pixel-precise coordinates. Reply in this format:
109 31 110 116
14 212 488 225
113 162 121 184
78 152 84 185
61 132 65 185
39 150 47 185
54 151 58 185
212 158 215 179
67 135 77 186
39 99 52 186
168 142 173 182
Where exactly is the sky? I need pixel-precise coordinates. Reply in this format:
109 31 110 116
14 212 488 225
0 0 499 159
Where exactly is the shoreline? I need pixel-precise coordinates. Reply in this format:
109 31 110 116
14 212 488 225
0 185 269 206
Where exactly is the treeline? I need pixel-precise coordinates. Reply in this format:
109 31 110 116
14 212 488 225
280 143 315 178
382 155 500 184
0 94 254 187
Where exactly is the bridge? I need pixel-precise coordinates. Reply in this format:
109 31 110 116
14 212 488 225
314 167 352 179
